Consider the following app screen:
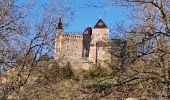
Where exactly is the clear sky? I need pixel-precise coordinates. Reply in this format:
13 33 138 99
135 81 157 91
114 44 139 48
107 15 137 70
66 0 129 33
18 0 130 34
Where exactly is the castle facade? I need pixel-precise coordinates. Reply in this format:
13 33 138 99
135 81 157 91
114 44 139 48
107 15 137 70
55 17 111 69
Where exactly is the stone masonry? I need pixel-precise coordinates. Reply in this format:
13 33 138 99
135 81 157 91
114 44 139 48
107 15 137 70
55 17 111 69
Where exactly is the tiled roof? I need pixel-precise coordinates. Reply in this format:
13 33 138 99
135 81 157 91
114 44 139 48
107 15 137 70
83 27 92 35
94 19 108 28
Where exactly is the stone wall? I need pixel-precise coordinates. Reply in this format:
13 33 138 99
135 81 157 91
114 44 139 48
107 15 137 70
56 34 83 62
55 19 111 70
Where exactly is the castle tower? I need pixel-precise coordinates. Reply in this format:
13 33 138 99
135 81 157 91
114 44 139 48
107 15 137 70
55 17 63 60
82 27 92 59
89 18 109 64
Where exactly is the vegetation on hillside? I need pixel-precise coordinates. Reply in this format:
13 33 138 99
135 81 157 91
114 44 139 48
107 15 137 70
0 0 170 99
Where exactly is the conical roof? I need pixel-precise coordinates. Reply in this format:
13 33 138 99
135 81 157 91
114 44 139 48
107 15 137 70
57 17 62 29
94 19 108 28
83 27 92 35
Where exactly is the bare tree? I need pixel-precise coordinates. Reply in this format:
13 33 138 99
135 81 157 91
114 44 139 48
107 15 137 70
0 0 33 74
0 0 75 99
83 0 170 99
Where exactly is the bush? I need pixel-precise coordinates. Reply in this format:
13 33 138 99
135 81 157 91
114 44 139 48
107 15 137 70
82 79 112 92
84 65 108 79
59 62 75 79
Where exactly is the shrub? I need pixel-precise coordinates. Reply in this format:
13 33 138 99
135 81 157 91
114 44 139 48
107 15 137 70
84 65 108 79
59 62 74 79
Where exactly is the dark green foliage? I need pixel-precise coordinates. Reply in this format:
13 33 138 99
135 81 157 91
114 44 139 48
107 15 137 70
81 65 114 96
111 38 127 58
82 79 112 91
45 62 60 83
84 65 109 79
59 62 75 79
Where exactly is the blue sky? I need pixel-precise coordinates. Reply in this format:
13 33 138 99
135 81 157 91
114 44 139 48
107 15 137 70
67 0 129 32
18 0 130 34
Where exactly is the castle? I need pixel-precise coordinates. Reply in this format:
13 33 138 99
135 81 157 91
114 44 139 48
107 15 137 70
55 17 111 69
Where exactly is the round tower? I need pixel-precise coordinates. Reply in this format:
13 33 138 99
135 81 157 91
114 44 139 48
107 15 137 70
55 17 63 60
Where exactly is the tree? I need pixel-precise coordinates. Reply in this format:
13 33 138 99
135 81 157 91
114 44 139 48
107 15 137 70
85 0 170 99
0 0 75 99
0 1 32 97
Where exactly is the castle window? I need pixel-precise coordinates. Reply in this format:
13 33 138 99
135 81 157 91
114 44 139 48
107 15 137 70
75 53 76 55
98 33 101 37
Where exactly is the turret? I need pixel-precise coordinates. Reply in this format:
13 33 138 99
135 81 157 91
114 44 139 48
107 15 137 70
89 18 109 63
57 16 63 34
92 18 109 42
82 27 92 58
55 17 63 60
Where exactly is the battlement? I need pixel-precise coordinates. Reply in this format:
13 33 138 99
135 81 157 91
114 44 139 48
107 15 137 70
55 18 111 69
58 33 83 42
62 34 83 38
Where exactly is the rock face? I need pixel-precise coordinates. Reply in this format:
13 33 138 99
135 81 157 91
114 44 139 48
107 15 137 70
55 18 111 69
